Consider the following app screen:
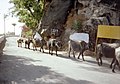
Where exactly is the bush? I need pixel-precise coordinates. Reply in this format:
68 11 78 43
72 20 82 32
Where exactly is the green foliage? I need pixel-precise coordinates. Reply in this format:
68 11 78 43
25 29 33 37
72 20 82 31
9 0 44 30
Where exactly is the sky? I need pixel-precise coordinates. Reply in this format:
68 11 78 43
0 0 24 35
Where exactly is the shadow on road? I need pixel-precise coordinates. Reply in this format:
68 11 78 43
0 54 96 84
57 54 83 62
57 54 120 74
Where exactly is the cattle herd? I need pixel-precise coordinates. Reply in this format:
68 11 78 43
17 37 120 73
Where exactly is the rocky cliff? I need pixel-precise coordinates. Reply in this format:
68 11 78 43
38 0 120 50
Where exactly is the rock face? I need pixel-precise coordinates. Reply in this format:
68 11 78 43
38 0 120 50
76 0 120 50
39 0 73 37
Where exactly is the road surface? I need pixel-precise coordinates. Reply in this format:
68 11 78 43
0 37 120 84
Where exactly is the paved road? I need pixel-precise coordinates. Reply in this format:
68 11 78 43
0 37 120 84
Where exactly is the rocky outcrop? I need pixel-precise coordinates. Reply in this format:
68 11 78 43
39 0 74 37
76 0 120 50
38 0 120 50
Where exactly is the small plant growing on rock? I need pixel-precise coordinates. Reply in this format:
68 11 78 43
72 20 82 32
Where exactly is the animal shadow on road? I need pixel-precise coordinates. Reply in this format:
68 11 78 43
57 54 120 74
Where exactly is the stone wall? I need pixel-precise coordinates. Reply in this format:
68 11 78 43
0 36 6 55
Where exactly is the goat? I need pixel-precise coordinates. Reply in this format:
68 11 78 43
25 38 33 49
96 42 120 70
68 40 88 61
47 38 62 56
32 38 46 52
17 38 23 47
112 47 120 72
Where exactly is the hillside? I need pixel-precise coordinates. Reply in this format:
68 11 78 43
38 0 120 50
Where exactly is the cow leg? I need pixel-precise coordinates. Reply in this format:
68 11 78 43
110 58 115 68
28 43 30 49
18 43 19 47
19 43 22 47
34 45 37 51
49 46 51 54
68 47 71 57
32 43 35 51
41 46 44 53
73 51 75 58
78 51 85 61
97 53 103 66
112 60 117 73
28 44 30 49
97 58 102 66
19 42 21 47
112 64 116 73
81 51 85 61
43 49 44 53
33 46 35 51
112 59 120 72
96 57 101 66
97 57 102 66
39 49 41 52
35 47 37 51
32 42 36 50
40 46 44 53
78 52 82 59
55 46 58 56
51 47 53 55
116 60 120 70
20 43 22 47
100 57 102 66
25 43 26 48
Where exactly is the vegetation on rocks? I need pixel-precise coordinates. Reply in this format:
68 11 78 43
72 20 82 32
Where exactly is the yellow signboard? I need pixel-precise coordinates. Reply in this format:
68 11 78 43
95 25 120 52
97 25 120 39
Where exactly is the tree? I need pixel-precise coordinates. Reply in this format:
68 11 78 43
9 0 44 32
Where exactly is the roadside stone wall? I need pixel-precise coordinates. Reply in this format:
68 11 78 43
0 37 6 55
